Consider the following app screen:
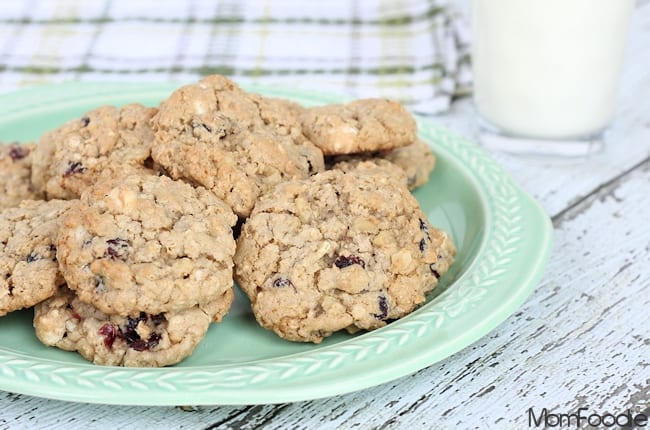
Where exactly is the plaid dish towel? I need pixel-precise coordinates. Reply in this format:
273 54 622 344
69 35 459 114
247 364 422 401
0 0 471 115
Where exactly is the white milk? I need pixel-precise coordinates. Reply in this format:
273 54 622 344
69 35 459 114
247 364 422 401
472 0 634 140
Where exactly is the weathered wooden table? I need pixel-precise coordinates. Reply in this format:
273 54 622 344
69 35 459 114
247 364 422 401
1 2 649 429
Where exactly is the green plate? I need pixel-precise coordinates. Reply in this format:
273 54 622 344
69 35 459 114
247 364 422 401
0 82 553 405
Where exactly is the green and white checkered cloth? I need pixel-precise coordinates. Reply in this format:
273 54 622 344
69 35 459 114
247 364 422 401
0 0 471 114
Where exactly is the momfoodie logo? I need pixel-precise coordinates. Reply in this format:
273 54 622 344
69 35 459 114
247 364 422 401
527 407 648 428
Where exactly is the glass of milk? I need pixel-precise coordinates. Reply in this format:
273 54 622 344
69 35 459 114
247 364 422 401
472 0 634 156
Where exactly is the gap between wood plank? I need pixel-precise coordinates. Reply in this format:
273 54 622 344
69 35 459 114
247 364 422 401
551 153 650 227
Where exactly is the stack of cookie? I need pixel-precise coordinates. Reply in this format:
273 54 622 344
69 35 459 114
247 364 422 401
0 75 455 367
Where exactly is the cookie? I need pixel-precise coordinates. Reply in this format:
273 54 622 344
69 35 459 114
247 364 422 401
34 286 231 367
0 199 72 316
326 158 408 189
300 98 417 155
56 173 237 316
247 93 309 143
31 104 157 199
327 139 436 190
234 169 456 343
150 74 324 218
0 142 43 210
381 140 436 189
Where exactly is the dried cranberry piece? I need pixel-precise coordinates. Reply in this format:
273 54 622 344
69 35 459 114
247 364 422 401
147 332 162 349
334 255 366 269
8 145 29 161
126 313 147 329
63 161 86 177
374 296 389 320
129 339 147 352
273 277 294 288
129 333 161 352
99 323 118 349
123 312 147 344
123 314 162 352
123 331 141 346
106 238 129 248
104 238 130 260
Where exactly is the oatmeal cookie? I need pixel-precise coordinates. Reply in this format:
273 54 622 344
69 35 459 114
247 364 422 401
56 173 237 316
34 286 231 367
247 93 309 143
31 104 157 199
150 74 324 218
327 139 436 190
300 98 417 155
0 199 72 316
326 158 408 188
0 142 42 210
234 169 455 343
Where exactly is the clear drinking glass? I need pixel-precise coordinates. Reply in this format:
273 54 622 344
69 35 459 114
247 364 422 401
471 0 634 156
